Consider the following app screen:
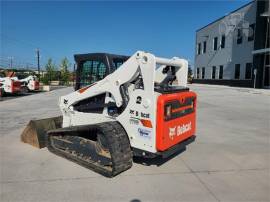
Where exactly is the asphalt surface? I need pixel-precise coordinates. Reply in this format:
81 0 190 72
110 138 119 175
0 85 269 202
0 91 43 102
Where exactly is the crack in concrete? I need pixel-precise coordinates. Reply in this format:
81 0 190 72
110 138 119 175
1 167 268 184
182 158 220 202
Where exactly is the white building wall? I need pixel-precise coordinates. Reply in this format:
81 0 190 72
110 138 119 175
195 2 257 80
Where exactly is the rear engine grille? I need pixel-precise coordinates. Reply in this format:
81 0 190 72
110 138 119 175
164 96 195 121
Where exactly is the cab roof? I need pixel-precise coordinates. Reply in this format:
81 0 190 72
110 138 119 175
74 53 129 63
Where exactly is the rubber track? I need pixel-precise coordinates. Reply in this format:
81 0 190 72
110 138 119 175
47 121 133 177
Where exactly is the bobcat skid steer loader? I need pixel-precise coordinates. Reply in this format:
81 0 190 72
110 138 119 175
21 51 197 177
19 75 40 91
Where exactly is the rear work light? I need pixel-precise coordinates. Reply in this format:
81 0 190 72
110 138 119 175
165 105 172 119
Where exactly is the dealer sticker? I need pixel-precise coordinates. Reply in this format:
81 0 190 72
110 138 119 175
138 128 151 139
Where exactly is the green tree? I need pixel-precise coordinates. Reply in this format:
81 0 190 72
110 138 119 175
42 58 56 85
188 64 193 83
59 57 70 85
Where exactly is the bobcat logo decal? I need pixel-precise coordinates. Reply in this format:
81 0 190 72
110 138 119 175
169 122 192 140
169 127 176 140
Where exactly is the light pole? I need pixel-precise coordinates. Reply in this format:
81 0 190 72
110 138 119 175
253 68 257 88
36 49 40 79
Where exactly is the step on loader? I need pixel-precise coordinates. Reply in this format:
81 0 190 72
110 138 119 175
21 51 197 177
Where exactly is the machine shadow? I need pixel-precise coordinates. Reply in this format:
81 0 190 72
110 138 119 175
133 147 186 167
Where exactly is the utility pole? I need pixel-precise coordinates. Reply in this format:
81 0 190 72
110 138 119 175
8 56 13 69
36 49 40 79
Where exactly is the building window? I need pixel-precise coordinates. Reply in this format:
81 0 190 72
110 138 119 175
248 24 255 41
221 35 225 49
213 37 218 50
235 64 240 79
245 63 252 79
219 65 223 79
197 43 201 55
202 67 205 79
203 41 207 53
196 67 200 78
212 66 216 79
237 29 242 44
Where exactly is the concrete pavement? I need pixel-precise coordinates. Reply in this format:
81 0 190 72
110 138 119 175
0 85 269 202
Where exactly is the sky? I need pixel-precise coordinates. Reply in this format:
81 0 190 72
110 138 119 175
1 0 250 70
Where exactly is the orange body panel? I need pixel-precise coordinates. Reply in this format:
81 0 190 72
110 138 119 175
11 80 21 93
156 91 197 151
34 81 40 90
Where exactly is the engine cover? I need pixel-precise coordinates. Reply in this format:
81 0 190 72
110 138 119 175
156 91 196 151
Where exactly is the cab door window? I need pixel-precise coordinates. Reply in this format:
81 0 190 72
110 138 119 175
80 60 107 87
81 61 92 87
98 62 107 81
